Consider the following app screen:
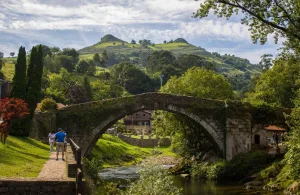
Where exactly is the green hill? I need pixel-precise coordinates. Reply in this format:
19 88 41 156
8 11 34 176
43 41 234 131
78 34 261 76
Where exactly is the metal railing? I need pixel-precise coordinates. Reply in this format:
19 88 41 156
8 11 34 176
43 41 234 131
70 138 83 195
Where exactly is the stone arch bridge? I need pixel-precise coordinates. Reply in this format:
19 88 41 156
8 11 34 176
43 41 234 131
30 93 287 160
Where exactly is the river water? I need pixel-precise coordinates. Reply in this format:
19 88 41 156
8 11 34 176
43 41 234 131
99 166 283 195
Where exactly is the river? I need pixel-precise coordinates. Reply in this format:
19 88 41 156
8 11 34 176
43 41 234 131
99 166 283 195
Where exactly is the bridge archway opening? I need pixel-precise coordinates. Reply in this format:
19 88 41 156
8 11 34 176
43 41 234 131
84 106 224 158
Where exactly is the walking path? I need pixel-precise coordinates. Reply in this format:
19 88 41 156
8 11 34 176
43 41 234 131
37 152 70 181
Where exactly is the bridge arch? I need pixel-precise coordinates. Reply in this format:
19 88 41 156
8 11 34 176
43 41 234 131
56 93 227 157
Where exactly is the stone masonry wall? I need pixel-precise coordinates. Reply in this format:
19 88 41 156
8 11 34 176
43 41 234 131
118 133 171 147
226 113 252 160
0 180 75 195
29 111 56 141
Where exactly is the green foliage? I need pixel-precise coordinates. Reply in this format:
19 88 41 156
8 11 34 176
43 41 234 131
99 34 126 43
39 97 57 112
90 80 124 100
93 53 101 66
11 46 27 99
191 161 226 180
76 60 90 73
110 62 155 94
61 48 79 65
286 90 300 180
153 67 233 157
26 45 44 114
0 136 49 177
194 0 300 51
246 56 300 107
46 68 76 103
125 165 182 195
146 50 177 74
83 157 103 185
84 77 93 101
56 55 75 72
222 151 272 180
174 38 188 44
191 151 272 181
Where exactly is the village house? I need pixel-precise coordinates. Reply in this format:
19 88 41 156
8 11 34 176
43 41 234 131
252 125 286 146
123 110 152 135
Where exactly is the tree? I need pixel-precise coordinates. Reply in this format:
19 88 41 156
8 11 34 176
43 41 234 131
163 40 167 44
131 39 136 44
146 50 177 73
0 51 3 70
76 60 90 73
177 54 214 71
9 52 15 57
61 48 79 64
26 45 44 113
93 53 101 66
258 54 273 71
26 46 38 91
39 45 52 57
67 83 90 104
101 50 108 68
153 67 233 157
246 56 300 108
50 47 60 54
110 62 155 94
83 77 93 101
0 98 29 144
46 68 77 103
56 55 75 72
11 46 27 99
194 0 300 53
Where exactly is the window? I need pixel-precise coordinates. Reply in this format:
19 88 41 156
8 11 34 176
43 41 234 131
254 135 260 144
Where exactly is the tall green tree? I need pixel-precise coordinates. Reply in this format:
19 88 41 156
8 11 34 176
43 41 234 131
153 67 233 157
246 56 300 108
11 46 27 99
101 50 108 68
26 46 38 91
83 77 93 101
26 45 44 113
93 53 101 66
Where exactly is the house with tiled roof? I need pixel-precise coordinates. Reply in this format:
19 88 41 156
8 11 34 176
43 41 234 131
252 125 287 146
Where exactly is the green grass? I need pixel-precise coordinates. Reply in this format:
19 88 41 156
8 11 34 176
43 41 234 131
0 136 50 178
91 134 176 167
1 61 15 81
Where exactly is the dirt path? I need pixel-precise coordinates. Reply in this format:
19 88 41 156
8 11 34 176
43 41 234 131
37 152 69 181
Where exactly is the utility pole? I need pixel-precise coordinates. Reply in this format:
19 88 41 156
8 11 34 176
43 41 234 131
159 75 164 88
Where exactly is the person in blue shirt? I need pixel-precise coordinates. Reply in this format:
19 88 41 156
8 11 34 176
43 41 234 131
55 128 66 161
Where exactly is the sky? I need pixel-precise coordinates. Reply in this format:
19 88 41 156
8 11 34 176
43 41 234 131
0 0 282 64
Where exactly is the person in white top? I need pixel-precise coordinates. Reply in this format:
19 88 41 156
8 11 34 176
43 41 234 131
48 130 56 152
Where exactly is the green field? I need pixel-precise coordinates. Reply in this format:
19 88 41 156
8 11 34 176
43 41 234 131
91 134 176 167
0 136 49 178
1 60 15 81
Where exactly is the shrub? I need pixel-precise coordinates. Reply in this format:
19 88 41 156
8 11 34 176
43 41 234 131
39 97 57 112
191 161 226 180
125 165 182 195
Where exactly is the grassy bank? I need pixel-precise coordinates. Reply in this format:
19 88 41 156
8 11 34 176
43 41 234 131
0 136 49 177
91 134 177 167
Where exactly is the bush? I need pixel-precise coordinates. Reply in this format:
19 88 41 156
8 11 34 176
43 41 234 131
125 165 182 195
191 161 226 180
39 97 57 112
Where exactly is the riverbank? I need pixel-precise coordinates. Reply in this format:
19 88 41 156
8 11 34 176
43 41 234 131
90 134 180 167
0 136 49 177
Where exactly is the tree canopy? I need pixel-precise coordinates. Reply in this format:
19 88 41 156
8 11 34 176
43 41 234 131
194 0 300 52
